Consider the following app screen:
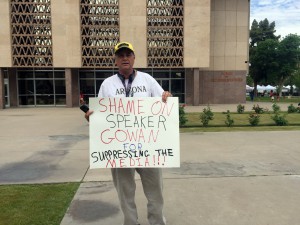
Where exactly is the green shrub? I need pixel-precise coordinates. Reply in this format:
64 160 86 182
252 104 264 114
248 113 260 126
237 104 245 114
179 104 188 127
225 110 234 127
272 103 281 113
200 106 214 127
287 104 297 113
271 113 288 126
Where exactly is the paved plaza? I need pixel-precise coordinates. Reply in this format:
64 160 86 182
0 103 300 225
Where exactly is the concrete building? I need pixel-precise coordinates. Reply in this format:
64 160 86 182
0 0 250 108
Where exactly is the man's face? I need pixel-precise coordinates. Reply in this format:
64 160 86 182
115 48 135 73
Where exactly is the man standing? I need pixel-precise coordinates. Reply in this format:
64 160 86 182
85 42 172 225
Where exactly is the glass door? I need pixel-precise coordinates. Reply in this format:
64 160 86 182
17 69 66 106
4 78 9 107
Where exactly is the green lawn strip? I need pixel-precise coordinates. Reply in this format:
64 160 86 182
180 126 300 133
186 112 300 126
181 112 300 132
246 96 300 103
0 182 80 225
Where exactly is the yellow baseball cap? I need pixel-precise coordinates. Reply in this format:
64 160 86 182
114 42 135 54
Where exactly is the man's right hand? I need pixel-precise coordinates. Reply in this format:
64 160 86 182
85 110 94 122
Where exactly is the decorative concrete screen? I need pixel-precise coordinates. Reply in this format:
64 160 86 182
80 0 120 68
147 0 184 68
10 0 53 67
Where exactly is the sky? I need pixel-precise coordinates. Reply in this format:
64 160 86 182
250 0 300 38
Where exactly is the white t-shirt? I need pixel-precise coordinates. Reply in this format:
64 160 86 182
98 71 164 98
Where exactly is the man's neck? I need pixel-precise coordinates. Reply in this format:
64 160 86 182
119 69 134 79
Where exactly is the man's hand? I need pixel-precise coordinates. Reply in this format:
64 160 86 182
162 91 172 102
85 110 94 122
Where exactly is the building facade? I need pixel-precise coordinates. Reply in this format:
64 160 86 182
0 0 250 108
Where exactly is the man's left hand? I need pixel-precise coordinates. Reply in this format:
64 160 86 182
162 91 172 102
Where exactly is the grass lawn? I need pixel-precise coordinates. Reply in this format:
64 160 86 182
0 183 80 225
181 111 300 132
246 96 300 103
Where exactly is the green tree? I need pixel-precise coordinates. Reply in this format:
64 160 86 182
249 19 280 96
249 39 279 93
246 74 253 86
269 34 300 96
291 70 300 94
250 19 280 47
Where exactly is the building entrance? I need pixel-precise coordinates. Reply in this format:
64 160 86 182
17 69 66 106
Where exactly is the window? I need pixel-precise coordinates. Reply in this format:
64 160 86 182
80 0 120 68
11 0 53 67
79 69 116 104
17 69 65 106
147 0 184 68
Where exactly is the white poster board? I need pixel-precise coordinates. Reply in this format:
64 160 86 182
89 97 180 169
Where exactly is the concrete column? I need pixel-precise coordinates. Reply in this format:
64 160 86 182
0 0 12 67
8 68 17 107
65 69 72 108
51 0 81 67
193 68 200 106
184 68 194 105
65 68 79 107
184 0 210 68
119 0 147 67
0 68 5 109
71 69 79 107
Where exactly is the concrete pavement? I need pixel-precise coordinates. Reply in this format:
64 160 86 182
0 104 300 225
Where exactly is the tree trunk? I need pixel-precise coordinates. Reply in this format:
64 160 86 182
278 77 288 97
253 81 258 97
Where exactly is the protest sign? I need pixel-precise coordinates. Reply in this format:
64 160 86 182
89 97 180 169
